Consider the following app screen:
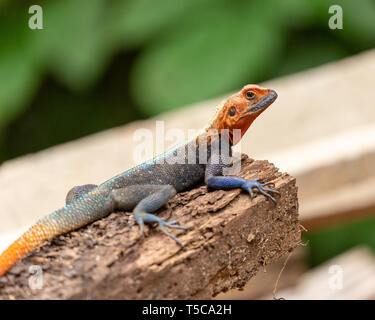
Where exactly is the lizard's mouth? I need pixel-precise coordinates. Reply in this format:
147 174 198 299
245 90 278 114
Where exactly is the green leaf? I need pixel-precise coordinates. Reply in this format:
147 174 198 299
278 0 316 28
109 0 199 48
36 0 112 90
275 36 348 77
334 0 375 48
308 0 375 48
131 0 285 115
0 10 42 130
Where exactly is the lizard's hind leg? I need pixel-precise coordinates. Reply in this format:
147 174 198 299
112 185 190 245
66 184 98 205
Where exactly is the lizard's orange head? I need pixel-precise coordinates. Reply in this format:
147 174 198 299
207 84 277 145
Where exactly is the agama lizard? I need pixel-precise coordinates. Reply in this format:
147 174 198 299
0 84 278 277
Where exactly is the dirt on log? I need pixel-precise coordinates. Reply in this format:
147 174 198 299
0 155 300 300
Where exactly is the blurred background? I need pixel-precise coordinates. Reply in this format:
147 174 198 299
1 0 375 299
1 0 375 162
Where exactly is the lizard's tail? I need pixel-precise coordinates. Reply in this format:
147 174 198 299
0 222 54 277
0 188 114 277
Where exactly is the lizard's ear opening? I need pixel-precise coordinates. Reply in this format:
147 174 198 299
229 106 236 117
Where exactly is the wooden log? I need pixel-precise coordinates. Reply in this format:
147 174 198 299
0 155 300 299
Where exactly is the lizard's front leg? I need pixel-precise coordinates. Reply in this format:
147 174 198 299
205 161 280 203
112 185 190 245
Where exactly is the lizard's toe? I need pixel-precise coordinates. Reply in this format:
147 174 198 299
242 179 279 203
134 212 190 245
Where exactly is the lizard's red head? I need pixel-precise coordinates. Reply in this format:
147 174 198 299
207 84 277 145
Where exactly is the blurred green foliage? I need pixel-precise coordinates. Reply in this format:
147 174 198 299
305 213 375 267
0 0 375 161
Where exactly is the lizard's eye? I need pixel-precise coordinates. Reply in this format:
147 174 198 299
229 106 236 117
245 91 255 100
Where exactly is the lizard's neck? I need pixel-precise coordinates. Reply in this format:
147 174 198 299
204 99 227 132
196 127 234 150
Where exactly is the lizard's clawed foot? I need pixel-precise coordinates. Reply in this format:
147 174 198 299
134 212 190 246
241 178 280 203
